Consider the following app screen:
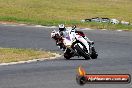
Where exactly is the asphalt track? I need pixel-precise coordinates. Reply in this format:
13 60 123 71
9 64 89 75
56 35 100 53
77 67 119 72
0 24 132 88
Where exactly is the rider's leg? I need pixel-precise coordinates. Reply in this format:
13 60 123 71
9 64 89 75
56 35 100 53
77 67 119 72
76 31 93 44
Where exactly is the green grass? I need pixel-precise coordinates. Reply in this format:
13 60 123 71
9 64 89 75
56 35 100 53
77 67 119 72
0 0 132 30
0 48 55 63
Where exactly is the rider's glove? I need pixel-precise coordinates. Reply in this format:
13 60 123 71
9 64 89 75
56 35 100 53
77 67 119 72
51 32 56 38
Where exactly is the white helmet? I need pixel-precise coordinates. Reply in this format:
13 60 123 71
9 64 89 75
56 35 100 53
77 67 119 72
58 24 65 31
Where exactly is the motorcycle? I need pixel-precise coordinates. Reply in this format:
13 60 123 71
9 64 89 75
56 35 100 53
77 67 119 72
51 26 98 60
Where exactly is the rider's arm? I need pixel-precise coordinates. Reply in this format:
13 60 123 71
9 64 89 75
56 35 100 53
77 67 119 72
51 31 60 40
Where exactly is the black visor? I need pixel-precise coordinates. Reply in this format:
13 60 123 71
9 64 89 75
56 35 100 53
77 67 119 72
59 28 65 31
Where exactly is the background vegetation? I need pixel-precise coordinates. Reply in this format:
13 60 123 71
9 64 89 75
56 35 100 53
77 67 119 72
0 0 132 30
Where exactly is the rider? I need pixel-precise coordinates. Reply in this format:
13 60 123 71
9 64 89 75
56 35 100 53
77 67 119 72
51 24 93 52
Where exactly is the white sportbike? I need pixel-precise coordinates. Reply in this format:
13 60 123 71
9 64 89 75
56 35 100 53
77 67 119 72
51 26 98 60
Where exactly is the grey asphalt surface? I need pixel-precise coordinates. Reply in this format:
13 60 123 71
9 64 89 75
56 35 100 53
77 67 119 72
0 24 132 88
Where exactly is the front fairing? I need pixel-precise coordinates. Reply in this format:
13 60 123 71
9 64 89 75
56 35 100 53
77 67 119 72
63 29 76 47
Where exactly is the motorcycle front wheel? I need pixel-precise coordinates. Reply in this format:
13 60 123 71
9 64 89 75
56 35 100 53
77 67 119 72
75 43 90 60
90 47 98 59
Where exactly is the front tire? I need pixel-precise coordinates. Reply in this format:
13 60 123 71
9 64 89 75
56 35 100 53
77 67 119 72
90 47 98 59
75 43 90 60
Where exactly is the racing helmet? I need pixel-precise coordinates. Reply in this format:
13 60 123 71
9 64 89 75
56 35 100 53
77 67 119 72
58 24 65 31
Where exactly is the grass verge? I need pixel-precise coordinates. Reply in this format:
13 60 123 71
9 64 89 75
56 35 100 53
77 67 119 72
0 0 132 30
1 16 132 30
0 48 55 63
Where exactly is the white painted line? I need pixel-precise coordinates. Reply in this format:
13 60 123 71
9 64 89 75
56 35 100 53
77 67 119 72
117 30 123 32
85 28 93 30
34 25 57 28
81 28 93 30
80 28 86 30
102 29 107 30
35 25 45 27
7 25 17 26
1 24 18 27
1 23 7 25
19 24 26 26
0 23 129 32
50 26 57 28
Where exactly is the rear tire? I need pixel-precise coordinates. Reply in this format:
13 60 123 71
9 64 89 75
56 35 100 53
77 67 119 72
75 44 90 60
